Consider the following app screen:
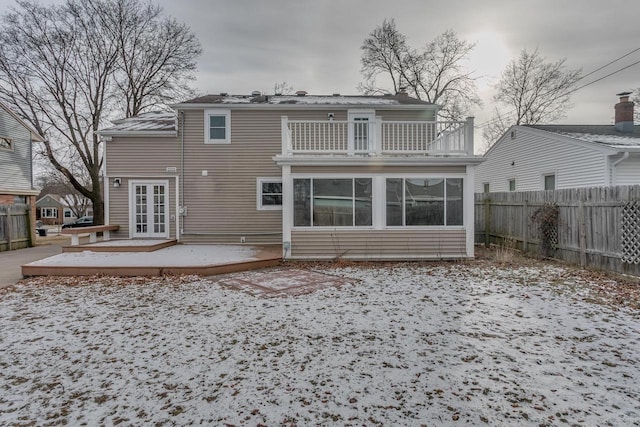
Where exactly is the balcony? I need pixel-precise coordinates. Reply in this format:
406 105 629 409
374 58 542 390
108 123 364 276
281 116 474 156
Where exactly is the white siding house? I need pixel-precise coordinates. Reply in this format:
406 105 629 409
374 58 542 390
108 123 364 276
476 95 640 193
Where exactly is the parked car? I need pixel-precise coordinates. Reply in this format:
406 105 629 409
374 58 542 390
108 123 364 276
61 216 94 229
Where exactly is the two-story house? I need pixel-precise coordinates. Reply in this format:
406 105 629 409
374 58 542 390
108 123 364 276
99 92 482 260
0 100 44 248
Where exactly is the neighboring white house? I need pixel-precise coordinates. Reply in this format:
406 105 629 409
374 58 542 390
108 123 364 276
476 93 640 193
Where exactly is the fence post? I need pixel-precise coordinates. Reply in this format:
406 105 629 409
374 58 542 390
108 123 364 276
578 200 587 267
484 198 490 247
523 200 529 253
7 206 13 251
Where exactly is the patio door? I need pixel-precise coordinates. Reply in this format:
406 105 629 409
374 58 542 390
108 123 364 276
348 111 375 152
130 181 169 238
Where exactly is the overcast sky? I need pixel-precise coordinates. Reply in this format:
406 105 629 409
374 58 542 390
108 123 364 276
2 0 639 134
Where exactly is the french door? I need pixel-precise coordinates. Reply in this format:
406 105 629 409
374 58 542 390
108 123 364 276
130 181 169 238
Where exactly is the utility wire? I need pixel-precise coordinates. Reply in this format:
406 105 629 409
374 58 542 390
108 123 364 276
475 47 640 129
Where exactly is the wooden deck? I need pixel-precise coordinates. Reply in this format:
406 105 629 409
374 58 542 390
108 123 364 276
62 239 178 253
22 244 282 278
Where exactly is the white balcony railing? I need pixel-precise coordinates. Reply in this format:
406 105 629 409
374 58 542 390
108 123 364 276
281 116 474 156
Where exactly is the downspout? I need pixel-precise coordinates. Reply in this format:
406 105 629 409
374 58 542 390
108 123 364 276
610 151 629 185
180 110 185 236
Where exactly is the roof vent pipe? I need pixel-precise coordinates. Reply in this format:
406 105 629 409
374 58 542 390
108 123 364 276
614 91 634 133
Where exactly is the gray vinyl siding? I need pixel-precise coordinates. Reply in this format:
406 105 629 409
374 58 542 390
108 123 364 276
291 165 465 174
476 127 608 192
0 108 32 192
108 177 177 239
291 229 466 259
613 153 640 185
106 136 180 176
105 105 448 244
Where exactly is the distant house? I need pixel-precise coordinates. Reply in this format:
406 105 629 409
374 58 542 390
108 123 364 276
0 100 44 248
35 193 92 225
99 92 483 260
476 93 640 193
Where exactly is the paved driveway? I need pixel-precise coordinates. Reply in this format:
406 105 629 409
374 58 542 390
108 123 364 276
0 245 62 288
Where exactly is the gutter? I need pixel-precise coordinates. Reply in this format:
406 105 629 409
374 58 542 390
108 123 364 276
180 111 185 237
609 151 629 185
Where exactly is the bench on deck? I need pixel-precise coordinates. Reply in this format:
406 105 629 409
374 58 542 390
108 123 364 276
62 225 120 246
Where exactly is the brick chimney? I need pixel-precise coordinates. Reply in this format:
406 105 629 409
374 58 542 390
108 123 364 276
614 91 634 133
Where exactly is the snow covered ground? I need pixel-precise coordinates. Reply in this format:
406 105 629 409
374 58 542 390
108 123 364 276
1 261 639 425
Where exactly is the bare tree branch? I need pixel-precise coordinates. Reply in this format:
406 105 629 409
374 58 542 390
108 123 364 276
0 0 201 224
359 20 481 121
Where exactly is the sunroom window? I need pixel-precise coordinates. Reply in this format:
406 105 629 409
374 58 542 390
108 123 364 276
386 178 463 226
293 178 372 227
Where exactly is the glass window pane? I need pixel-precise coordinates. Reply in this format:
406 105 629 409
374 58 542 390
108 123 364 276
386 178 403 226
313 179 353 226
262 182 282 194
405 178 444 226
544 175 555 190
355 178 372 226
210 127 226 140
293 179 311 226
209 115 226 127
446 178 464 226
262 194 282 206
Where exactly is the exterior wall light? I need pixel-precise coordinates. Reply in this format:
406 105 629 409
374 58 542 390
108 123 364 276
113 178 121 188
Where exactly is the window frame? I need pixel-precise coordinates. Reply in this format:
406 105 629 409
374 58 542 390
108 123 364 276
41 207 58 218
204 109 231 144
0 136 13 151
256 177 283 211
385 177 464 228
508 178 516 192
543 173 556 191
292 177 373 228
483 182 490 193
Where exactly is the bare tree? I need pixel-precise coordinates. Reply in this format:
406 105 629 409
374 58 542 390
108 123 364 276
273 82 294 95
0 0 201 225
359 19 481 120
483 48 581 148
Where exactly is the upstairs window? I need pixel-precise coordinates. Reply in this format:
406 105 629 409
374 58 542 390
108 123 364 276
0 136 12 150
204 109 231 144
508 179 516 192
483 183 490 193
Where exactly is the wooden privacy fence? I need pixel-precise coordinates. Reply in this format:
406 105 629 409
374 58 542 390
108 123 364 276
475 185 640 276
0 204 32 252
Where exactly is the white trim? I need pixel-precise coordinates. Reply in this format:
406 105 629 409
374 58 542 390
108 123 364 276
274 155 484 167
464 165 475 258
99 131 177 138
204 109 231 144
282 165 292 258
175 175 180 242
128 179 170 239
256 177 283 210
